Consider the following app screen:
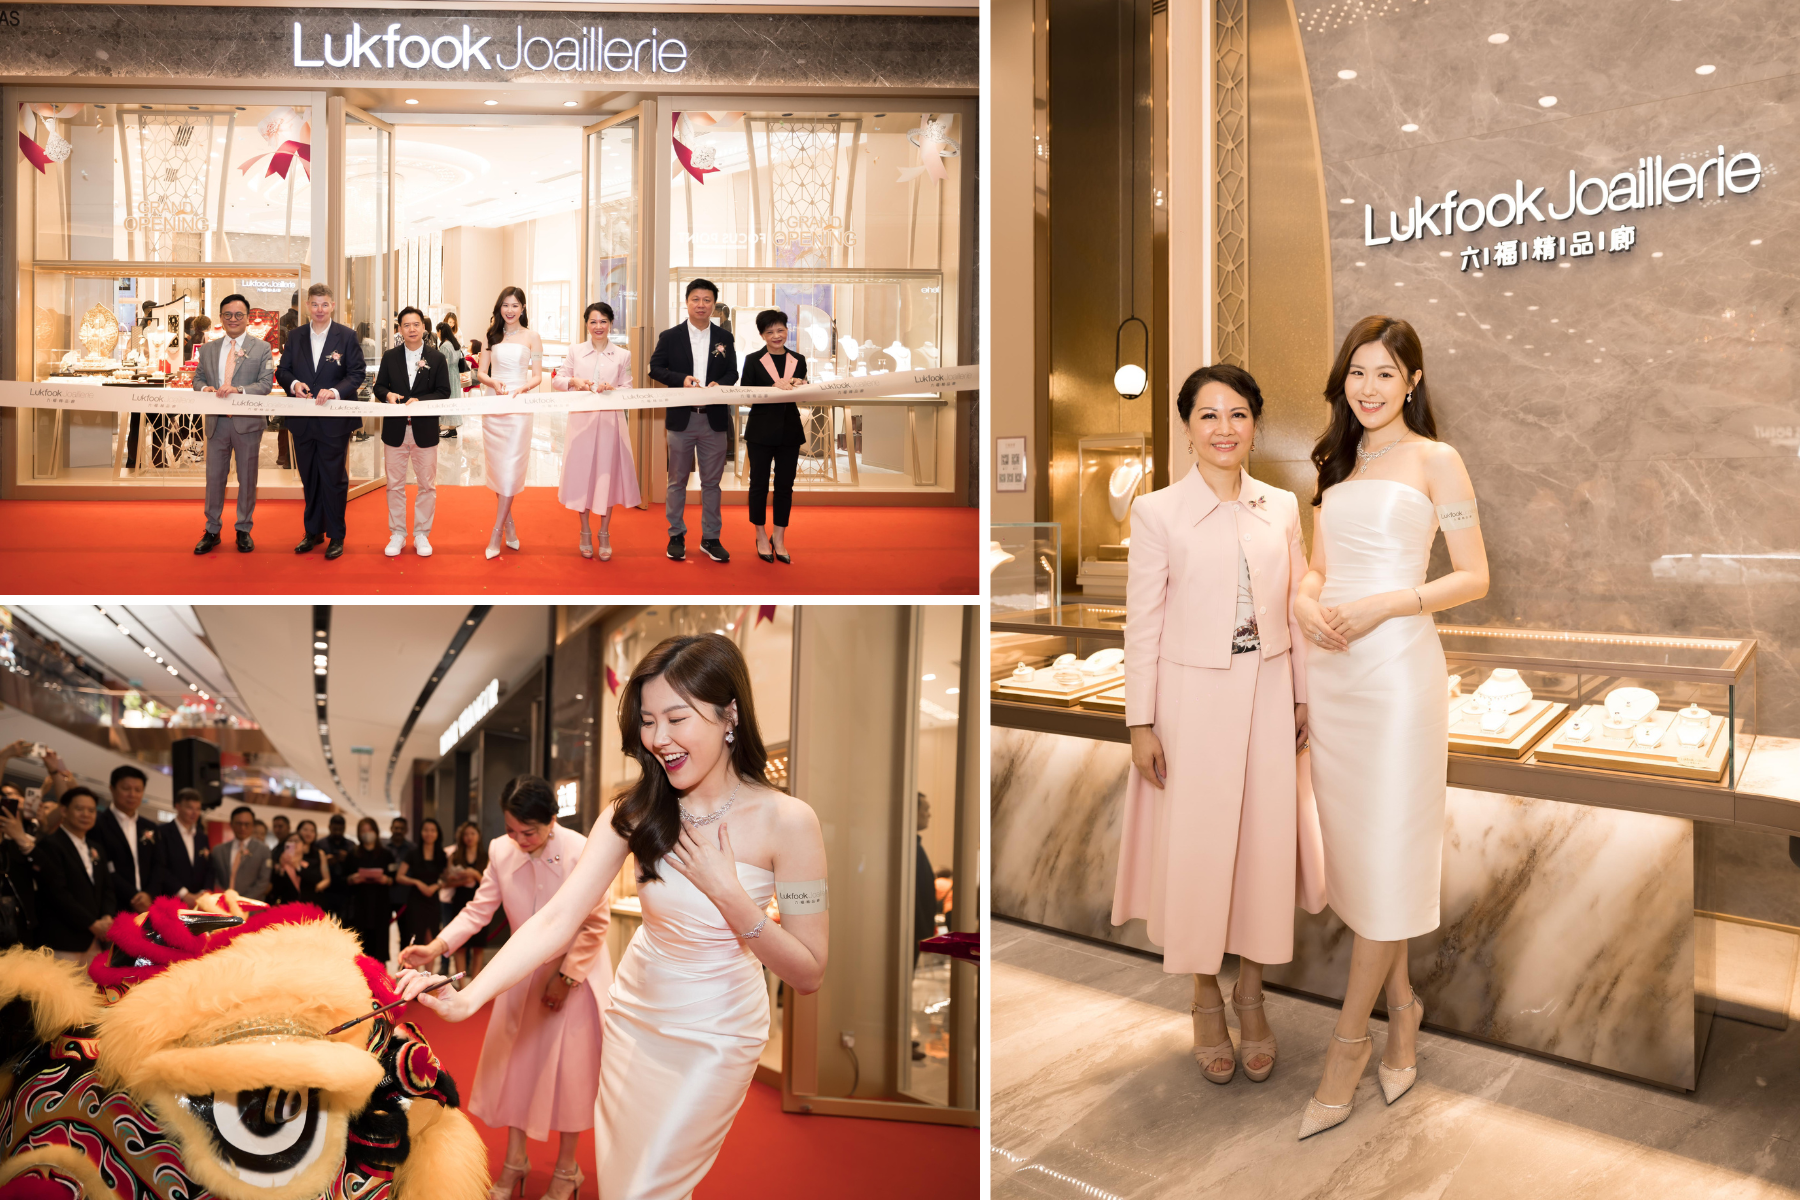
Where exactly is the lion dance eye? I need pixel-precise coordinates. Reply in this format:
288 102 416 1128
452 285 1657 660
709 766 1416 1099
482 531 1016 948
179 1088 328 1187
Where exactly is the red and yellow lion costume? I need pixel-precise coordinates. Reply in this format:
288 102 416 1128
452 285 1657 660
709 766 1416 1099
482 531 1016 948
0 896 487 1200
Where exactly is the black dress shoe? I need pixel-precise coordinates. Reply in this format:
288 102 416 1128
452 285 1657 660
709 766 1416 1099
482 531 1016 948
194 532 221 555
295 533 323 554
324 539 345 560
236 532 254 553
666 535 686 561
700 539 730 563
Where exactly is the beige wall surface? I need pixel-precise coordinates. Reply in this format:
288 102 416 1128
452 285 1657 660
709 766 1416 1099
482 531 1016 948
990 0 1039 523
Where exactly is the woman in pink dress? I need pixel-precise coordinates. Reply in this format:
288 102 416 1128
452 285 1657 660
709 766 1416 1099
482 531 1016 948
555 301 641 561
400 777 609 1200
472 286 541 560
1113 363 1318 1086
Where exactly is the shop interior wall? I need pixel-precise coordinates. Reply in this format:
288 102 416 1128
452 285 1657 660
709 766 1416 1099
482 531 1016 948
989 0 1040 524
1045 0 1158 590
1250 0 1800 921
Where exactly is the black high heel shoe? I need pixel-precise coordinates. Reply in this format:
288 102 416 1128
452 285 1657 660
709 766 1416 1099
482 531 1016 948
756 533 775 563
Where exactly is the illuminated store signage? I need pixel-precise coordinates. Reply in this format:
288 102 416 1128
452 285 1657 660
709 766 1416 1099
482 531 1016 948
292 22 688 74
439 678 499 755
1362 146 1764 248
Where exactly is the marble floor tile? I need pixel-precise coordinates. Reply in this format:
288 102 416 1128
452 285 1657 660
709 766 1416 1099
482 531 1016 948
995 919 1800 1199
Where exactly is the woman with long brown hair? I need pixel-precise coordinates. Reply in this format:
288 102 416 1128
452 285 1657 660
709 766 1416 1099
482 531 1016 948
1291 315 1489 1138
399 633 830 1200
443 819 490 977
471 285 542 559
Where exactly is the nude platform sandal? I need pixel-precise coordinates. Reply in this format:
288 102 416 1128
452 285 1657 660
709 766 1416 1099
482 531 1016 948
1192 997 1237 1084
1230 987 1278 1082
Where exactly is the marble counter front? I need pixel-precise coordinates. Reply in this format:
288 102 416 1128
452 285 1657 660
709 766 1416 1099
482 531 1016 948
994 724 1734 1089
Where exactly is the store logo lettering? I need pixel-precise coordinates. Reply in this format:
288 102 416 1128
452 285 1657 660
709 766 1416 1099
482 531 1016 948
1360 147 1763 247
291 22 689 75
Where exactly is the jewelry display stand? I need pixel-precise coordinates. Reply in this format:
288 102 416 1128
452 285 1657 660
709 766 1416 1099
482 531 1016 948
1082 684 1128 714
1446 696 1567 759
992 658 1124 707
1536 704 1731 783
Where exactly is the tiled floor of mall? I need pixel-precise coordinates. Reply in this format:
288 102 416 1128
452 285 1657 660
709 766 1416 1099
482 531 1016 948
993 918 1800 1199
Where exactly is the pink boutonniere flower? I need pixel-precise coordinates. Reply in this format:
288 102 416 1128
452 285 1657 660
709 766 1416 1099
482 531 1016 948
711 344 726 358
327 351 343 365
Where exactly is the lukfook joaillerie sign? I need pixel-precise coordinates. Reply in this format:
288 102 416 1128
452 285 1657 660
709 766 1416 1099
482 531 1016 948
1360 146 1765 247
291 21 688 74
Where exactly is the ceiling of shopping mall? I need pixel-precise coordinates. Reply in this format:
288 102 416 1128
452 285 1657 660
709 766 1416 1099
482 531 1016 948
196 605 554 819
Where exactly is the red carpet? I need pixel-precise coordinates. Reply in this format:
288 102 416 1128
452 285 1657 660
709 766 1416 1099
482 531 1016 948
0 490 977 595
406 1003 978 1200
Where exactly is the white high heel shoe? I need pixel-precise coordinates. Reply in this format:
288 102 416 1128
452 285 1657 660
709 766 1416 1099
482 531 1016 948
597 532 612 561
504 516 521 551
1297 1028 1371 1140
1378 991 1424 1104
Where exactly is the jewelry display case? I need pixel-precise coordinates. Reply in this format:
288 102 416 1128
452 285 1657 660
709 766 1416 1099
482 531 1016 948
990 522 1062 616
1439 626 1756 786
990 604 1130 739
1074 434 1150 599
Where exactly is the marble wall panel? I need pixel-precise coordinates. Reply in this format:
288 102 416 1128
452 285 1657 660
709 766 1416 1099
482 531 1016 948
1266 787 1706 1090
0 7 977 91
1261 0 1800 735
993 724 1711 1087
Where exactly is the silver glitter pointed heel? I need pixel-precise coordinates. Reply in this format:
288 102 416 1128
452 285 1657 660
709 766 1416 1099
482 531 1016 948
1379 991 1423 1105
1297 1029 1370 1140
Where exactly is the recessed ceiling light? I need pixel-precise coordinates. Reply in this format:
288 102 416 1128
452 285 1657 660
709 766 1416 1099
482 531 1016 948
1339 197 1355 204
1488 32 1510 44
1337 69 1358 80
1538 96 1558 107
1695 64 1716 75
1750 238 1763 245
484 99 498 106
563 100 578 107
405 98 419 105
1401 123 1420 132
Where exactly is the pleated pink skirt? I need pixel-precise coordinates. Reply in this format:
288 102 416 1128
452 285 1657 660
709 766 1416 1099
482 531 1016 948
1111 650 1309 975
560 410 641 513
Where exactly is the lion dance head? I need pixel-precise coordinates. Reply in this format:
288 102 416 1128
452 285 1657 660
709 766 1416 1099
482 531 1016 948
0 896 487 1200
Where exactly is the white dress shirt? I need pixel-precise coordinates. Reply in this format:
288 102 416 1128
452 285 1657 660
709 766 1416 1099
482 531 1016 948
175 819 200 865
404 343 423 382
64 827 94 881
687 319 711 382
110 805 143 891
310 323 329 369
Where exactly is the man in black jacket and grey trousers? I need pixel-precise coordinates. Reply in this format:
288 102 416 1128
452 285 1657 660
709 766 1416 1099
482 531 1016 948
371 305 450 558
648 277 738 563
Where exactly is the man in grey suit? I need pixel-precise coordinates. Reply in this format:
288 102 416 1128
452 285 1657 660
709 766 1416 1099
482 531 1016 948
210 804 272 900
193 293 275 555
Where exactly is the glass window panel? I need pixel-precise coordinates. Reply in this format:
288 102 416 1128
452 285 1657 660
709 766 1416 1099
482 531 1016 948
343 117 389 369
588 118 639 351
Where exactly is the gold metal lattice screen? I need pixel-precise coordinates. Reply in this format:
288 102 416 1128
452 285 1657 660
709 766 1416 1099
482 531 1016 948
1214 0 1248 367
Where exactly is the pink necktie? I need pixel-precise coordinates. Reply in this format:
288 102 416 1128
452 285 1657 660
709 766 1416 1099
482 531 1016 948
223 341 239 385
232 840 244 886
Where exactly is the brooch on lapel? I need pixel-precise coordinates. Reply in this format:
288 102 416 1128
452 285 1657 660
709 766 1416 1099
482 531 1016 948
327 350 343 365
711 344 726 358
1245 495 1267 511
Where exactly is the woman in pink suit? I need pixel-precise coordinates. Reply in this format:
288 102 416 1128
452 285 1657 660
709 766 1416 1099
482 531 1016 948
1112 363 1317 1086
401 776 609 1200
556 301 641 561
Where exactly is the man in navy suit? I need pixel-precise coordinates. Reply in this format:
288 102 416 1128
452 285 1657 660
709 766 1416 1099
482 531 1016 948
648 278 738 563
277 282 367 560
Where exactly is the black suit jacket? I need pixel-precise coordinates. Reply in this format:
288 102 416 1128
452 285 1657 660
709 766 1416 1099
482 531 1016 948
740 348 808 447
371 345 450 448
648 321 737 432
147 819 211 899
30 829 114 953
88 807 158 913
277 322 368 441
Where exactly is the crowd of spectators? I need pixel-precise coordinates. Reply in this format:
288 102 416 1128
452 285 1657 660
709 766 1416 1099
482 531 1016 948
0 742 484 969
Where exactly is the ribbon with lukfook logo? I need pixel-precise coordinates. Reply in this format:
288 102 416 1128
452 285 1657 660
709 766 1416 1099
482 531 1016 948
898 113 960 184
18 103 82 173
1 364 977 419
237 105 313 182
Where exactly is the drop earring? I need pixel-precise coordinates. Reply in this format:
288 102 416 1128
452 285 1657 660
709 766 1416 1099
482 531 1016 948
725 729 735 744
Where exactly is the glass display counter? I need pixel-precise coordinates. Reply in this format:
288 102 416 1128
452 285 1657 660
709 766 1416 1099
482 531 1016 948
989 522 1062 615
1074 434 1149 599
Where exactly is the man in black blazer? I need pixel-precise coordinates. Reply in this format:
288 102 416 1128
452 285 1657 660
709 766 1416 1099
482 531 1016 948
30 787 116 960
89 764 157 917
148 787 211 902
648 278 738 563
371 306 450 559
277 282 368 560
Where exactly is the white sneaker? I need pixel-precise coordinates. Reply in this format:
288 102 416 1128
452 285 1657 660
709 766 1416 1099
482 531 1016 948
414 533 433 557
384 532 405 557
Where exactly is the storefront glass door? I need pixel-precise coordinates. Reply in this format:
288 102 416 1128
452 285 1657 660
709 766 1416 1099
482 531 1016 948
583 104 655 502
341 105 394 368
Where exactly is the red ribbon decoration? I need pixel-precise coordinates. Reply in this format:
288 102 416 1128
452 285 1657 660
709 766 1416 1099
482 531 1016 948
670 112 717 185
18 129 51 173
238 138 312 182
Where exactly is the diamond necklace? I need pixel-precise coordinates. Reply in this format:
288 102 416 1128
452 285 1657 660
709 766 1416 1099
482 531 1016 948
679 778 742 827
1355 434 1405 474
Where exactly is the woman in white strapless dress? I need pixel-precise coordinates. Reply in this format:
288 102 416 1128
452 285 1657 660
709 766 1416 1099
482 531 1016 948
473 286 540 559
1290 316 1489 1140
403 633 830 1200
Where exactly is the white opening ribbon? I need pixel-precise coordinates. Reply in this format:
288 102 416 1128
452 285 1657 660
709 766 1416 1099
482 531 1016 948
1 364 977 418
